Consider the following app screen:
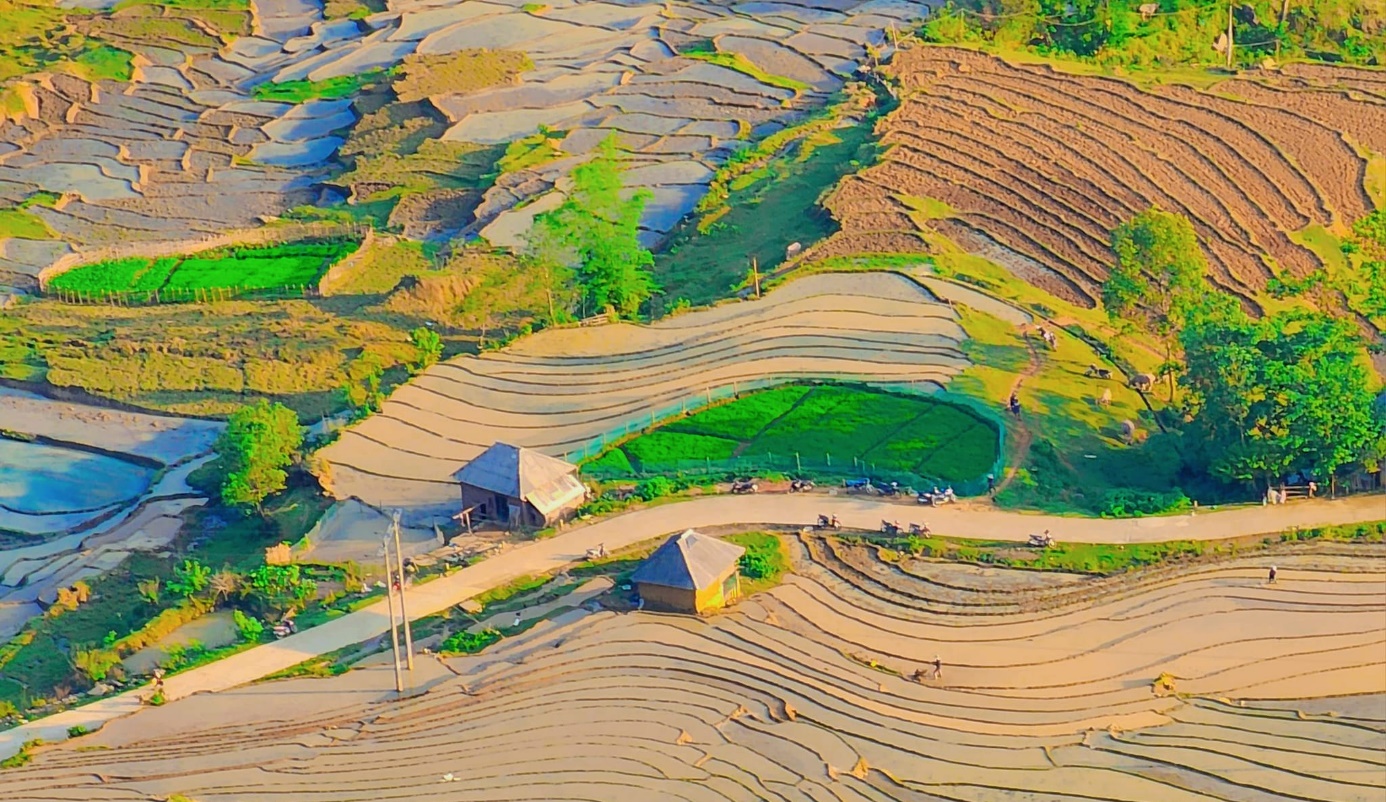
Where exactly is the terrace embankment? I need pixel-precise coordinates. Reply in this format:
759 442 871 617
1 533 1380 800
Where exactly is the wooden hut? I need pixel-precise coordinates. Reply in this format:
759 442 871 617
452 443 586 529
632 530 745 614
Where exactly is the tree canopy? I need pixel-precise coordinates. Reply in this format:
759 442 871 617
216 400 303 510
1104 207 1207 332
919 0 1383 66
1180 307 1385 487
529 134 660 318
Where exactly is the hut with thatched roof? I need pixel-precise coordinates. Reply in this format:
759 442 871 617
452 443 586 529
632 529 744 614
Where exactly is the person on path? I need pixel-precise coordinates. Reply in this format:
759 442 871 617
513 611 523 628
1268 566 1277 584
932 656 942 680
987 473 996 494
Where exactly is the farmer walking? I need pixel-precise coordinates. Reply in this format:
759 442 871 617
1268 565 1277 584
932 655 943 680
987 473 996 494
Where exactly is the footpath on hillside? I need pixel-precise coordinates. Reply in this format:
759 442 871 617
1 492 1381 758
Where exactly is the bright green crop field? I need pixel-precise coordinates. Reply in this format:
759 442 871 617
47 239 359 301
585 383 1001 488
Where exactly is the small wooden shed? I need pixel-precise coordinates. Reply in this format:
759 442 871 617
632 530 744 614
452 442 586 529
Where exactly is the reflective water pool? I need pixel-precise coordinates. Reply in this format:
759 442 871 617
0 438 154 515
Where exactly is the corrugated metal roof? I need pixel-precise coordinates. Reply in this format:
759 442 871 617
451 443 578 500
631 530 745 590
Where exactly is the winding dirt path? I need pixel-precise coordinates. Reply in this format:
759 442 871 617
1 491 1380 759
993 327 1043 495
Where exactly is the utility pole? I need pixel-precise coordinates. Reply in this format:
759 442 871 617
392 510 414 671
382 535 403 694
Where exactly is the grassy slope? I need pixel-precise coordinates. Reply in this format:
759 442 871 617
654 112 879 306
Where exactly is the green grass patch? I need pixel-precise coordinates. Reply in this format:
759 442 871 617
439 627 501 654
252 70 384 103
495 129 563 176
47 239 359 299
70 43 133 81
684 49 810 94
0 208 56 239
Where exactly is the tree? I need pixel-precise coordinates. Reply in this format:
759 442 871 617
530 134 660 318
1105 208 1209 399
408 326 443 374
1181 308 1386 489
216 400 303 511
244 564 317 616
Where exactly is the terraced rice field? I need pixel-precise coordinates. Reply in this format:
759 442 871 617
826 47 1384 313
3 533 1380 800
1 0 933 291
318 272 969 513
590 383 1001 483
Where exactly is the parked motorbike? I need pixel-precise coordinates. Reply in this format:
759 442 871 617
1028 532 1055 548
816 513 841 530
844 477 872 493
585 543 607 560
880 481 902 497
790 479 815 493
881 519 902 535
731 479 758 494
909 522 930 535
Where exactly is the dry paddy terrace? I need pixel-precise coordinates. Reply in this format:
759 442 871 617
318 271 968 513
0 531 1380 801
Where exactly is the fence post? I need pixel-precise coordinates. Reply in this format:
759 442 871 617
795 452 801 472
826 452 831 467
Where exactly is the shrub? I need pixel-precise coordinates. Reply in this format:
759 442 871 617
440 628 502 654
636 476 674 501
245 565 317 615
1100 489 1191 518
66 725 88 738
73 648 121 683
729 532 788 587
168 559 211 599
233 609 264 642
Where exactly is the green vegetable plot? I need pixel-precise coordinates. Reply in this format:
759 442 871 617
586 383 1001 487
47 240 359 301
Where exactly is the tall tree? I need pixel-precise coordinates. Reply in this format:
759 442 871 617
216 399 303 511
1104 208 1209 398
1181 308 1385 490
530 134 659 318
